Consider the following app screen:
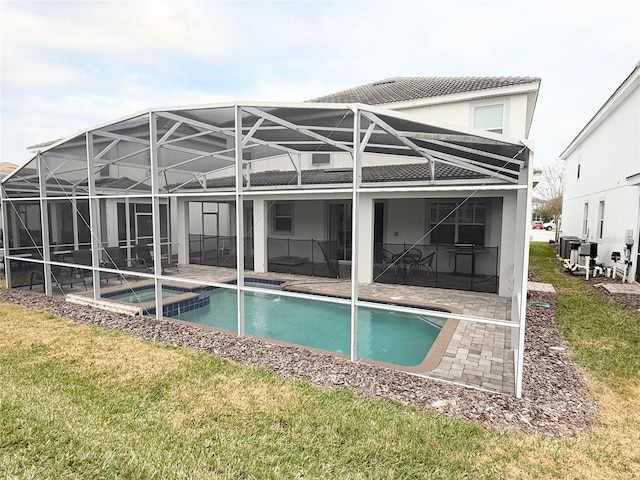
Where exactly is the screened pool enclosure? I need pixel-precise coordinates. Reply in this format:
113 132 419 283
1 102 533 397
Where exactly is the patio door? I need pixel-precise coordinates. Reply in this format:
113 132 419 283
328 202 352 261
202 206 219 237
134 204 168 247
135 204 153 246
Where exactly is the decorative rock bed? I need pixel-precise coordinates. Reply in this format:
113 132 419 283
0 288 597 437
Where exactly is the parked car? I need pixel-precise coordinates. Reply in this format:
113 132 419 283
543 220 556 231
532 221 543 229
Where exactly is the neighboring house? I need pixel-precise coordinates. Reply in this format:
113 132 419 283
1 76 540 396
560 62 640 279
531 196 544 222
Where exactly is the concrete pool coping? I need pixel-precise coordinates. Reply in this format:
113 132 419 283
73 280 210 315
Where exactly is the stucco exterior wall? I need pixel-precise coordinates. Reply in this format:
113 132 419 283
396 93 530 139
562 82 640 274
268 200 326 239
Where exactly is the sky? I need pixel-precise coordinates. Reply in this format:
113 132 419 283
1 0 639 169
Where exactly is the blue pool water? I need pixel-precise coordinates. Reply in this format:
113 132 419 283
174 289 446 367
108 288 180 303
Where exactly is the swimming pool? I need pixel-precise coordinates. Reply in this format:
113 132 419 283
107 288 182 303
174 288 446 367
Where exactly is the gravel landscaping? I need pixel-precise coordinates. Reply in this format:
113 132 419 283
0 287 597 438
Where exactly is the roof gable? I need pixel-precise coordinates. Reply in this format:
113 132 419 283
561 62 640 159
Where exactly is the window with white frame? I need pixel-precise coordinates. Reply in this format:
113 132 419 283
311 153 331 166
577 147 582 179
473 103 505 134
429 200 486 245
583 202 589 237
273 202 293 233
597 200 605 240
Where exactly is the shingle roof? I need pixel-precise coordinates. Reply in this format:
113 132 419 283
309 76 541 105
180 163 484 190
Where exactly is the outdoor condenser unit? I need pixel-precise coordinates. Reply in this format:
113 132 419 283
578 242 598 258
560 236 579 259
569 241 581 264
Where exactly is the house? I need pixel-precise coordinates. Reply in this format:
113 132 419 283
1 75 540 396
560 62 640 279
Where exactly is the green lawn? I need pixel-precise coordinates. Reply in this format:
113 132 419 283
528 243 640 391
0 243 639 479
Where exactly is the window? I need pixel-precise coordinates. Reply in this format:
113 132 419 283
311 153 331 166
430 200 486 245
583 202 589 237
473 104 504 134
273 202 293 233
577 147 582 179
430 202 456 244
597 200 605 240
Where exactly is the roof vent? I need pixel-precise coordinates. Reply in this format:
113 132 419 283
371 79 396 86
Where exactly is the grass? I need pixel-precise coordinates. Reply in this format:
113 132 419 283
0 307 496 479
528 243 640 391
0 243 639 479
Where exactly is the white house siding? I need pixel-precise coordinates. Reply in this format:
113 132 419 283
562 80 640 275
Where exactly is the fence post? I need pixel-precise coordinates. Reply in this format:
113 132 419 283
287 238 291 274
495 246 499 293
403 242 407 283
435 244 438 287
200 234 204 265
311 238 315 276
470 244 474 292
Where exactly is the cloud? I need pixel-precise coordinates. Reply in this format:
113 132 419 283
2 1 236 62
1 0 639 168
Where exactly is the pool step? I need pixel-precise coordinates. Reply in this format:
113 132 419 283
66 294 143 316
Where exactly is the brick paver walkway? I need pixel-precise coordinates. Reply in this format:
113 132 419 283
527 281 556 293
601 283 640 294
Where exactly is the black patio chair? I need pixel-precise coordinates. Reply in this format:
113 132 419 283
104 247 149 273
391 247 422 276
133 243 179 275
411 251 435 276
30 264 87 291
71 249 122 284
381 248 395 273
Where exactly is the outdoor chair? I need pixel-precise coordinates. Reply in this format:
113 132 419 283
391 247 422 276
411 251 435 276
104 247 149 273
133 243 179 274
30 264 87 291
71 249 122 284
381 248 397 275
